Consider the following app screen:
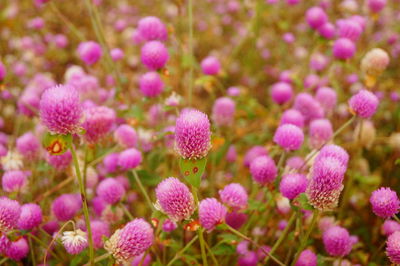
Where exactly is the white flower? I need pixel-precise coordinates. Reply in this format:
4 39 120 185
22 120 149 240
1 150 23 171
61 229 88 254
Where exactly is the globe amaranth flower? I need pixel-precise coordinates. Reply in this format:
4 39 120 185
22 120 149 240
104 218 154 263
386 231 400 264
348 89 379 118
309 119 333 149
243 146 268 168
316 144 349 167
333 38 356 60
225 211 247 230
201 56 221 75
295 249 317 266
293 93 324 124
89 220 110 249
370 187 400 219
381 220 400 236
16 132 40 159
17 203 42 230
51 194 82 221
82 106 116 144
250 155 277 185
96 178 126 205
323 226 353 257
114 124 138 148
280 109 305 128
273 124 304 151
141 41 169 70
337 19 362 42
219 183 248 210
175 109 211 160
155 177 195 222
62 229 88 254
6 238 29 261
212 97 236 126
137 16 168 42
139 71 164 98
279 173 308 200
199 198 227 232
306 6 328 29
0 197 21 232
0 61 6 81
2 170 29 193
39 84 82 135
361 48 389 78
118 148 142 170
47 150 72 170
162 219 177 232
315 87 337 113
368 0 386 13
238 251 258 266
270 81 293 105
77 41 102 65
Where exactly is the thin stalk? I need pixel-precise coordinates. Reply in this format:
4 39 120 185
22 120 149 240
204 239 219 266
70 145 94 266
226 225 285 266
34 176 74 202
49 2 85 41
166 236 199 266
191 186 208 266
291 209 320 266
120 202 134 220
28 235 36 266
132 170 155 211
88 145 119 167
0 258 7 265
83 253 110 266
394 215 400 223
187 0 194 106
264 211 297 264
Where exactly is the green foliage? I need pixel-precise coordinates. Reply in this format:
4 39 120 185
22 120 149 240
179 157 207 188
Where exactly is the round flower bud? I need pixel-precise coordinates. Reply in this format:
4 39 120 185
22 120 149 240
2 170 28 193
243 146 268 168
139 72 164 98
162 219 177 232
39 85 82 135
279 173 307 200
104 218 154 263
201 56 221 75
47 151 72 170
141 41 169 70
295 249 317 266
82 106 116 144
273 124 304 151
219 183 248 210
333 38 356 60
280 109 305 128
175 109 211 160
317 144 349 167
368 0 386 13
155 177 195 222
250 155 277 185
338 19 362 42
110 48 124 61
51 194 82 221
317 22 336 40
212 97 236 126
315 87 337 112
387 231 400 264
0 198 21 232
6 238 29 261
306 7 328 29
97 178 126 204
238 251 258 266
270 82 293 105
348 89 379 118
323 226 352 257
309 119 333 149
91 220 110 249
0 61 6 81
77 41 102 65
118 148 142 170
137 16 168 42
370 187 400 219
226 211 247 230
16 132 40 159
17 203 42 230
62 229 88 254
114 124 138 148
199 198 227 232
361 48 389 77
381 220 400 236
294 93 324 124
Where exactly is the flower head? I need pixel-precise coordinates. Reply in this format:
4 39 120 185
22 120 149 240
62 229 88 254
309 119 333 149
270 82 293 105
370 187 400 218
294 93 324 124
96 178 126 204
90 220 110 249
141 41 169 70
306 7 328 29
386 231 400 264
333 38 356 60
323 226 353 257
250 155 277 185
114 124 138 148
137 16 168 42
381 220 400 236
51 194 82 221
6 238 29 261
2 170 28 193
295 249 317 266
243 146 268 168
219 183 248 210
348 89 379 118
201 56 221 75
0 197 21 232
139 72 164 98
212 97 236 126
118 148 142 170
280 109 305 128
77 41 102 65
17 203 42 230
315 87 337 112
16 132 40 159
82 106 116 144
273 124 304 151
199 198 227 232
47 151 72 170
279 173 308 200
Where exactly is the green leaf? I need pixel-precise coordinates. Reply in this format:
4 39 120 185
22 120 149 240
395 159 400 165
211 243 236 255
179 157 207 188
295 193 314 211
247 199 266 211
317 254 328 266
42 133 72 155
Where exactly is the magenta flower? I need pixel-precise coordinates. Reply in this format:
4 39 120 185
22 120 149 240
370 187 400 218
250 155 277 185
17 203 42 230
386 231 400 264
315 87 337 112
0 61 6 81
317 22 336 40
139 72 164 98
90 220 110 249
270 82 293 105
16 132 40 159
155 177 195 221
323 226 353 257
212 97 236 126
77 41 102 65
82 106 116 144
333 38 356 60
47 151 72 170
201 56 221 75
39 85 82 135
175 109 211 160
6 238 29 261
118 148 142 170
348 89 379 118
137 16 168 42
105 218 154 262
199 198 227 232
280 109 305 128
162 219 177 232
295 249 317 266
141 41 169 70
0 197 21 232
2 170 28 193
273 124 304 151
316 144 349 167
96 178 126 204
114 124 138 148
293 93 324 123
243 146 268 167
309 119 333 149
225 211 247 230
279 173 308 200
381 220 400 236
219 183 248 210
368 0 386 13
51 194 82 221
306 7 328 29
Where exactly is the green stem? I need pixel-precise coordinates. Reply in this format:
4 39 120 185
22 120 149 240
132 170 155 212
198 228 208 266
166 236 199 266
394 215 400 223
187 0 194 106
120 202 134 220
88 145 119 167
70 145 94 266
291 209 319 266
83 253 110 266
49 2 85 41
29 232 62 263
28 235 36 266
204 239 219 266
264 211 297 264
0 258 7 265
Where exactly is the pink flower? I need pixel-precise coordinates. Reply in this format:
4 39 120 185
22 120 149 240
199 198 227 232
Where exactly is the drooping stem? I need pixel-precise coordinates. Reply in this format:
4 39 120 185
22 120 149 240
291 209 320 266
70 145 94 266
187 0 194 106
264 211 297 264
132 170 155 212
166 235 199 266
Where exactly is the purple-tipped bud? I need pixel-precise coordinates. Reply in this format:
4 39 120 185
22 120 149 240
82 106 116 144
295 249 317 266
386 231 400 264
155 177 195 222
103 153 120 173
381 220 400 236
77 41 102 65
212 97 236 126
114 124 138 148
137 16 168 42
97 178 126 204
175 109 211 160
62 229 88 254
250 155 277 185
199 198 227 232
309 119 333 149
348 89 379 118
139 72 164 98
370 187 400 219
201 56 221 75
333 38 356 60
238 251 258 266
6 238 29 261
280 109 305 128
306 7 328 29
141 41 169 70
323 226 353 257
104 218 154 263
118 148 142 170
315 87 337 112
17 203 42 230
2 170 28 193
219 183 248 210
270 82 293 105
279 173 307 200
0 198 21 232
51 194 82 221
273 124 304 151
39 85 82 135
110 48 124 61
